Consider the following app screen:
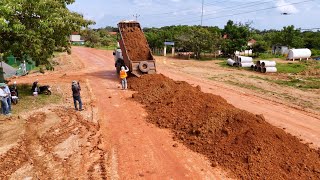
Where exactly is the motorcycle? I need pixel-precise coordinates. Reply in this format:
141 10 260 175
39 85 52 95
10 87 19 105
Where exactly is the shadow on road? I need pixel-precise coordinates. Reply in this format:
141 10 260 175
85 70 120 83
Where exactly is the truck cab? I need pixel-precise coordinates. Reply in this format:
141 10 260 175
113 47 124 73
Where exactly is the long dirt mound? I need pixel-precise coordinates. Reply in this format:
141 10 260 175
129 74 320 179
120 26 153 62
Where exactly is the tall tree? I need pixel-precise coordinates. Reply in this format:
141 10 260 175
221 20 251 56
0 0 94 65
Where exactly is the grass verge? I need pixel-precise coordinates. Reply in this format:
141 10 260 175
11 84 62 114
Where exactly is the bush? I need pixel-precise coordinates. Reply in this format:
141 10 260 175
311 49 320 56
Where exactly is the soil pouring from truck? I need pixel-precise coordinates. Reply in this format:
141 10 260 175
113 21 156 77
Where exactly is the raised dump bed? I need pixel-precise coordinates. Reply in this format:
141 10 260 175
116 21 156 76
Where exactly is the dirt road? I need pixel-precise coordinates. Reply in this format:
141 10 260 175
0 47 228 179
1 47 319 179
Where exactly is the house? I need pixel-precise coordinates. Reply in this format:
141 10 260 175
248 39 256 47
108 32 117 36
272 45 289 55
70 33 85 45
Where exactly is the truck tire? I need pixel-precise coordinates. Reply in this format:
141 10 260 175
138 61 150 73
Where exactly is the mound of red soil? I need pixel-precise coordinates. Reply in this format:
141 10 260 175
120 26 153 62
129 74 320 179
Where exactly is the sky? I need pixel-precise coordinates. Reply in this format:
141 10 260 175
68 0 320 30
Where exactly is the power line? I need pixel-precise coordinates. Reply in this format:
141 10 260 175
151 0 314 27
158 0 275 26
140 0 227 17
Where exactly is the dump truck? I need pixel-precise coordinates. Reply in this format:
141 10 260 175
113 21 156 77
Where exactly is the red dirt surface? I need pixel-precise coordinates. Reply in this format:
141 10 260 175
129 74 320 179
120 26 153 61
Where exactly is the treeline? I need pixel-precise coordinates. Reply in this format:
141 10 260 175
80 26 117 48
143 20 320 58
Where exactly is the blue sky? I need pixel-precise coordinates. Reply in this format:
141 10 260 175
68 0 320 30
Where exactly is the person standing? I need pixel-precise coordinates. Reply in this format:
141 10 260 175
4 84 11 112
119 66 129 90
72 80 83 111
0 83 10 115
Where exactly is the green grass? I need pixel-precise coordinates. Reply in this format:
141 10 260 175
256 53 285 60
11 84 62 114
225 80 268 92
276 63 307 74
272 77 320 89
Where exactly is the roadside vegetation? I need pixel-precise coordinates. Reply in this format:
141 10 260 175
0 0 94 66
80 27 118 49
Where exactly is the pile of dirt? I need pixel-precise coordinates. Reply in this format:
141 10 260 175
120 26 153 62
129 74 320 179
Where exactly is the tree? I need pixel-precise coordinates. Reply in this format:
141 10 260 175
221 20 251 56
279 25 304 48
0 0 94 65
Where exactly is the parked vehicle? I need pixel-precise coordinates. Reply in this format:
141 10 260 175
39 85 52 95
114 20 156 76
10 87 18 105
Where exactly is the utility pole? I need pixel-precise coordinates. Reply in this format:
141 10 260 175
133 14 140 21
201 0 204 26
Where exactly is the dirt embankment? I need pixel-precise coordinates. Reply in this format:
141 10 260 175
120 26 153 61
129 74 320 179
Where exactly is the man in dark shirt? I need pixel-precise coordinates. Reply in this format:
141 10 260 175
72 80 83 111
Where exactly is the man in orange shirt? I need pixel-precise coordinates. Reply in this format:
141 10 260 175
120 66 129 90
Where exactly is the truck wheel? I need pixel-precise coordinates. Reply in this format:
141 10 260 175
139 61 150 73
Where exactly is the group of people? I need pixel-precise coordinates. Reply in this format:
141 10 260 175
0 82 18 115
0 65 130 115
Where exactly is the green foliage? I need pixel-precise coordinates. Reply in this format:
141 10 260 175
221 20 251 56
144 25 222 59
0 0 94 65
81 28 117 48
311 49 320 56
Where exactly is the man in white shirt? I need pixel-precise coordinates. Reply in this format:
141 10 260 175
0 83 10 115
4 84 11 112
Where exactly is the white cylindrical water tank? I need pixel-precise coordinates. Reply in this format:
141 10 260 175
261 61 276 67
287 49 311 60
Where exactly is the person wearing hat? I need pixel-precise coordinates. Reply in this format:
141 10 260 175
71 80 83 111
0 83 10 115
119 66 129 90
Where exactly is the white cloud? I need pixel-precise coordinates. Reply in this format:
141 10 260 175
276 0 298 14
